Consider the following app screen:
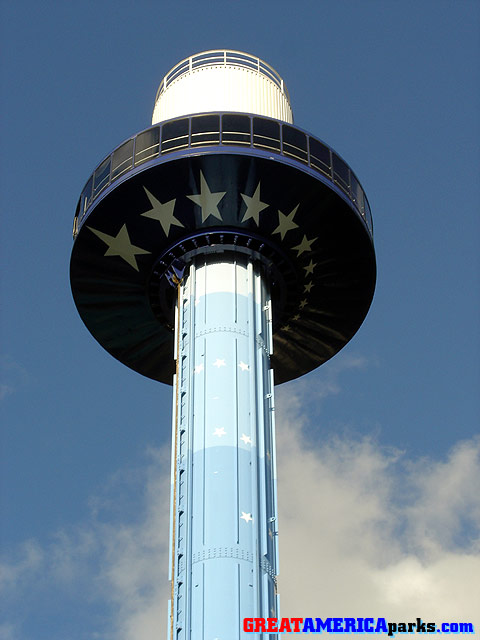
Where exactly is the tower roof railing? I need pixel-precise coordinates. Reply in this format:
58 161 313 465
155 50 290 103
73 113 372 239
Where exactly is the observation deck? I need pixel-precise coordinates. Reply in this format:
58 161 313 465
73 113 372 237
152 50 293 124
71 109 375 385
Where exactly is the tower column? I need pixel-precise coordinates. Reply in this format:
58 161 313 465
169 254 279 639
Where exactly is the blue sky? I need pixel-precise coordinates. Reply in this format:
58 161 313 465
1 1 479 638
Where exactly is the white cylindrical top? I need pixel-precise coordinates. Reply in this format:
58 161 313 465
152 50 293 125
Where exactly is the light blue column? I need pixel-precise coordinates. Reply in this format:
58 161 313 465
168 253 279 640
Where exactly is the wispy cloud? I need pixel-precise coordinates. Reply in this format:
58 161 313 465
1 376 479 638
0 356 28 402
275 380 480 627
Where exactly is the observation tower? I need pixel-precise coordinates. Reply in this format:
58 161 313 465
70 50 376 639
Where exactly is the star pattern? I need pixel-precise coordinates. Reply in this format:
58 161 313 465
87 224 150 271
292 234 317 256
240 512 253 523
212 358 226 368
187 171 226 223
193 364 204 374
304 282 314 293
141 187 183 236
238 361 250 371
299 299 308 309
241 182 269 225
304 259 317 276
272 204 299 240
240 434 252 445
292 314 300 321
213 427 226 437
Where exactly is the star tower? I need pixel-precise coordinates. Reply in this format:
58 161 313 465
70 50 376 639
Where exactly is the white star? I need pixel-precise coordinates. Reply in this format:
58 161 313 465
272 204 299 240
292 314 300 321
238 361 250 371
187 171 226 223
240 512 253 523
141 187 184 236
240 433 252 445
304 282 314 293
241 182 269 225
292 234 317 256
213 427 226 437
212 358 226 368
304 259 317 276
193 363 204 374
87 224 150 271
299 299 308 309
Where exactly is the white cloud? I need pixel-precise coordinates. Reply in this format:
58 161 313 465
275 379 480 631
1 374 479 638
0 356 28 403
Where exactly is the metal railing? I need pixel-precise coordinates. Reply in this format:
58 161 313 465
155 50 290 103
74 113 372 237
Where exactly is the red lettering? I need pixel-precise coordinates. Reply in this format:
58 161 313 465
291 618 304 632
279 618 292 633
266 618 278 632
254 618 266 632
243 618 254 632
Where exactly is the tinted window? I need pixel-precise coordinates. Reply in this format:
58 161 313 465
80 175 93 220
93 157 111 197
350 173 364 215
161 118 189 153
282 125 308 163
253 118 280 151
191 114 220 146
111 139 134 180
332 153 350 194
135 127 160 165
309 138 331 177
222 114 251 145
364 199 373 233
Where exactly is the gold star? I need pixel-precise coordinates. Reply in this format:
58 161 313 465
283 325 291 332
141 187 183 236
292 234 317 256
299 299 307 309
304 259 317 276
272 204 299 240
241 182 269 225
292 314 300 321
304 282 314 293
87 224 150 271
187 171 226 223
